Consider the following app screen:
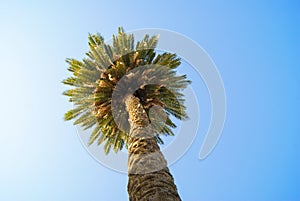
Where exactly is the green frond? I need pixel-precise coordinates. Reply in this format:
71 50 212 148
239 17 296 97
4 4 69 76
88 124 102 145
63 27 191 154
153 53 181 69
166 116 177 128
64 105 88 121
148 35 159 49
112 27 134 56
66 58 84 74
97 129 108 145
77 67 98 83
155 135 164 144
104 137 113 154
136 34 157 50
73 111 96 130
63 89 73 97
62 77 77 86
82 58 97 71
104 44 114 61
87 44 112 69
113 129 124 153
88 33 104 48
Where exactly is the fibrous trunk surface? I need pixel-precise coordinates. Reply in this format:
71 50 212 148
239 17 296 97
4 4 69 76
125 95 181 201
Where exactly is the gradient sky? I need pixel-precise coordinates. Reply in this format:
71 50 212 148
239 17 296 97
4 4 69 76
0 0 299 201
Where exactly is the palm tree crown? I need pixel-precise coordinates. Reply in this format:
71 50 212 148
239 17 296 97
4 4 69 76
63 27 190 154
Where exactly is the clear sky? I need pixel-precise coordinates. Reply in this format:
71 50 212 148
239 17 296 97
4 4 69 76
0 0 299 201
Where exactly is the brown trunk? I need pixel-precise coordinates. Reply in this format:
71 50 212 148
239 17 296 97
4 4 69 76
125 95 181 201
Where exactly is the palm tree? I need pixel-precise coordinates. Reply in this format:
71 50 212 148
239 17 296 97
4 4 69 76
63 27 190 201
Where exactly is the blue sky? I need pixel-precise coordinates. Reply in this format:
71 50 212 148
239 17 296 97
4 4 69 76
0 0 299 200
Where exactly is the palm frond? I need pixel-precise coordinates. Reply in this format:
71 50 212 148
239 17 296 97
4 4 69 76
63 27 191 154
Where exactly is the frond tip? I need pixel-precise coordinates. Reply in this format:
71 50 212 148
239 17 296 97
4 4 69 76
62 27 191 154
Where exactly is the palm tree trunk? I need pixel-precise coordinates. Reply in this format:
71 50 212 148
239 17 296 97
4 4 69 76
125 95 181 201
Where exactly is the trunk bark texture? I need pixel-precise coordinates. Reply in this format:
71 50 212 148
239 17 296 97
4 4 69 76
125 95 181 201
